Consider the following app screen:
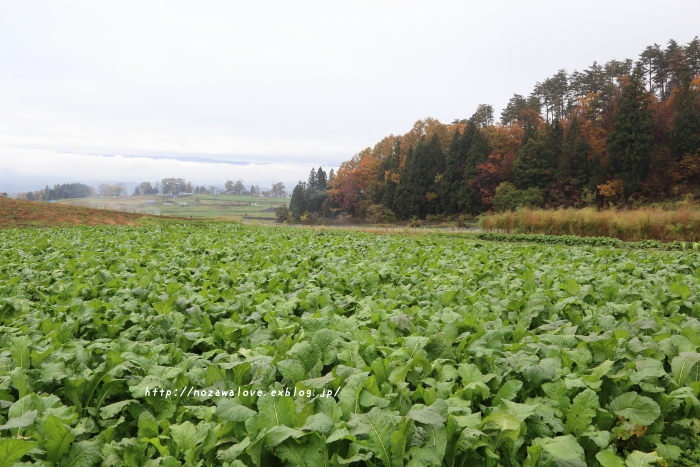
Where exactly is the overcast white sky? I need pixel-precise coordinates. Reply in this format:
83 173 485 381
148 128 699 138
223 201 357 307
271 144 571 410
1 0 699 192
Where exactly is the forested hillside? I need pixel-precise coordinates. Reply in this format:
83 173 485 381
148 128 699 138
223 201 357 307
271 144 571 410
290 38 700 221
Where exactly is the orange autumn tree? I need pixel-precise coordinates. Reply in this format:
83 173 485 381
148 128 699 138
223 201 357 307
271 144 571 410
328 148 382 216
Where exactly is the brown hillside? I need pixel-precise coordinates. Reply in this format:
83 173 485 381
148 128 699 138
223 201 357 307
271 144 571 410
0 197 219 229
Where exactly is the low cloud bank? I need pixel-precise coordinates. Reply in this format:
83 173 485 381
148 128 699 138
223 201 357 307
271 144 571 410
1 148 334 193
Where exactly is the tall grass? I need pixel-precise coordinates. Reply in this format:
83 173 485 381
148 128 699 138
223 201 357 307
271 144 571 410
479 207 700 242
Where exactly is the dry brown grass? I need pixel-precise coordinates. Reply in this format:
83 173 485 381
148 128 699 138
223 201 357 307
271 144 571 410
479 207 700 242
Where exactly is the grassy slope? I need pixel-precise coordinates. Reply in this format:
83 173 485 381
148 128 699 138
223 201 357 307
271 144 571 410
0 197 231 229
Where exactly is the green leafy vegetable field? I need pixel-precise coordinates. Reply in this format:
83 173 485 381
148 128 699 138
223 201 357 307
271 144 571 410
1 224 700 466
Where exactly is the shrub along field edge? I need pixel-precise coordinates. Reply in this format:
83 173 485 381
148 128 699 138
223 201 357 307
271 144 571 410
478 207 700 243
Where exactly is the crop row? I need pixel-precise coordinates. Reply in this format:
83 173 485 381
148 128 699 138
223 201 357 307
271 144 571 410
474 232 700 250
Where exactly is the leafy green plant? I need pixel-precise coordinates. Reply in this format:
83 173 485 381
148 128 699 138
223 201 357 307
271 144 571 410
1 224 699 465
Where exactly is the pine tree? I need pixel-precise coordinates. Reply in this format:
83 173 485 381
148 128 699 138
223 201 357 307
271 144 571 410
513 131 552 189
394 134 443 218
687 36 700 76
289 182 308 219
513 122 561 190
307 168 317 191
380 138 401 210
670 71 700 161
606 69 654 193
544 118 563 171
306 167 329 214
437 129 463 214
464 124 490 179
560 116 590 184
501 94 527 125
472 104 494 128
316 167 328 190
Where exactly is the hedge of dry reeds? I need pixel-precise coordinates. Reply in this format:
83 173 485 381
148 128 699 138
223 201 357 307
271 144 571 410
479 207 700 242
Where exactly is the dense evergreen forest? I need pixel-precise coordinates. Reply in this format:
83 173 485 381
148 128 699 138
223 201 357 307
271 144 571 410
290 37 700 221
19 183 93 201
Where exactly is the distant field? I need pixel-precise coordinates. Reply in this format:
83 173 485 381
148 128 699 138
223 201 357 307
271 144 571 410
57 194 289 223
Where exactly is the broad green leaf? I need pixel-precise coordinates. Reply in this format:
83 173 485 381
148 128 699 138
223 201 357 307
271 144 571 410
564 389 599 435
542 380 570 413
300 373 336 389
532 435 585 464
359 390 390 409
654 443 681 462
500 399 538 422
99 399 135 419
523 361 556 387
276 435 329 467
353 407 398 467
480 413 521 448
143 437 170 457
217 437 250 462
597 451 626 467
671 352 700 386
424 333 452 360
581 430 612 448
9 367 31 399
406 399 448 425
0 439 35 467
406 447 442 467
496 380 523 402
289 341 322 372
562 279 580 295
138 411 159 439
10 336 31 370
630 358 666 385
311 329 339 365
265 425 305 447
390 418 413 467
332 443 373 465
216 399 257 422
524 445 544 467
670 282 691 300
40 361 69 382
277 358 309 384
45 414 76 463
0 409 37 430
608 392 661 426
326 428 352 444
454 427 485 454
257 393 296 428
170 421 197 450
338 372 369 417
301 413 334 434
625 451 662 467
585 359 615 382
61 439 102 467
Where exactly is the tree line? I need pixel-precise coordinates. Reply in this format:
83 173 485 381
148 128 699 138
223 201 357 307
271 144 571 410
16 183 93 201
15 178 288 200
293 37 700 221
282 167 334 222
